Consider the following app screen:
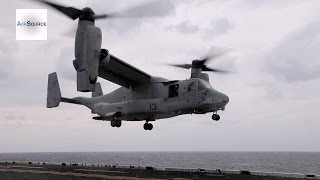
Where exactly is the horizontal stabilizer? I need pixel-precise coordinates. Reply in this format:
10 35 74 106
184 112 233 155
61 97 81 104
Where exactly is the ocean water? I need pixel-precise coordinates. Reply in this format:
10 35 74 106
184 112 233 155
0 152 319 174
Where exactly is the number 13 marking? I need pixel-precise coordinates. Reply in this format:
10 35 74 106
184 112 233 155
150 103 157 110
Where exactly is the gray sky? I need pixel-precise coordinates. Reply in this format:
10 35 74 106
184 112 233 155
0 0 320 152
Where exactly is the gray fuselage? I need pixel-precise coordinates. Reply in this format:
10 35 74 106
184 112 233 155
77 78 229 121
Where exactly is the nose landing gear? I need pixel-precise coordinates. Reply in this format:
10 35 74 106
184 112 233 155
212 114 220 121
143 122 153 131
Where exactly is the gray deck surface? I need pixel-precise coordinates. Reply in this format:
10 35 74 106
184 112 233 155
0 162 313 180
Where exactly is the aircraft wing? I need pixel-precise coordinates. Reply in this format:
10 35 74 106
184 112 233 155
98 54 151 88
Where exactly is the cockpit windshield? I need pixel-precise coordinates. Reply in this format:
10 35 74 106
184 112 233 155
198 80 212 90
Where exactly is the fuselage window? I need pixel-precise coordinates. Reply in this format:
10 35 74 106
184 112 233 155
169 84 179 98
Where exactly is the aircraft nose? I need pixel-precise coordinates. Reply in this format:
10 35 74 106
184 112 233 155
221 93 229 104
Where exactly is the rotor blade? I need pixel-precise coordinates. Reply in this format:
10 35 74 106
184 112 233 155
61 23 77 38
200 46 233 64
103 0 175 19
202 66 232 74
36 0 81 20
93 14 109 20
168 63 192 69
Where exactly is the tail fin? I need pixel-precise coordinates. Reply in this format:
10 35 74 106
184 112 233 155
47 72 62 108
92 82 103 97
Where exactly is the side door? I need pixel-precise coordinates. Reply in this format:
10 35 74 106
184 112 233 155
166 83 180 111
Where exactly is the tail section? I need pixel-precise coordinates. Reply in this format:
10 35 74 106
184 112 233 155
47 72 90 108
47 72 62 108
92 82 103 97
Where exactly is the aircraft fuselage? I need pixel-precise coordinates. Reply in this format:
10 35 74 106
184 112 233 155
81 78 229 121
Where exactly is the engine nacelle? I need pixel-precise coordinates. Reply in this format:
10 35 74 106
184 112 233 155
74 24 102 92
77 70 93 92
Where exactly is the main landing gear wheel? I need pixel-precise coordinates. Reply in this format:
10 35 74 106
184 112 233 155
111 120 122 128
212 114 220 121
143 123 153 131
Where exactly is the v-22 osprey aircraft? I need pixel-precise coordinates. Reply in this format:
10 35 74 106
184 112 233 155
41 0 230 130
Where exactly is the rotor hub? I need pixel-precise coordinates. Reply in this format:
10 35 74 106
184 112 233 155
192 60 205 69
79 7 95 21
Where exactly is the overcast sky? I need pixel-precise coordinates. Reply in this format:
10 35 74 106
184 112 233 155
0 0 320 152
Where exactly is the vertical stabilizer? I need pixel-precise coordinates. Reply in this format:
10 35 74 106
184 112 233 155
92 82 103 97
47 72 62 108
